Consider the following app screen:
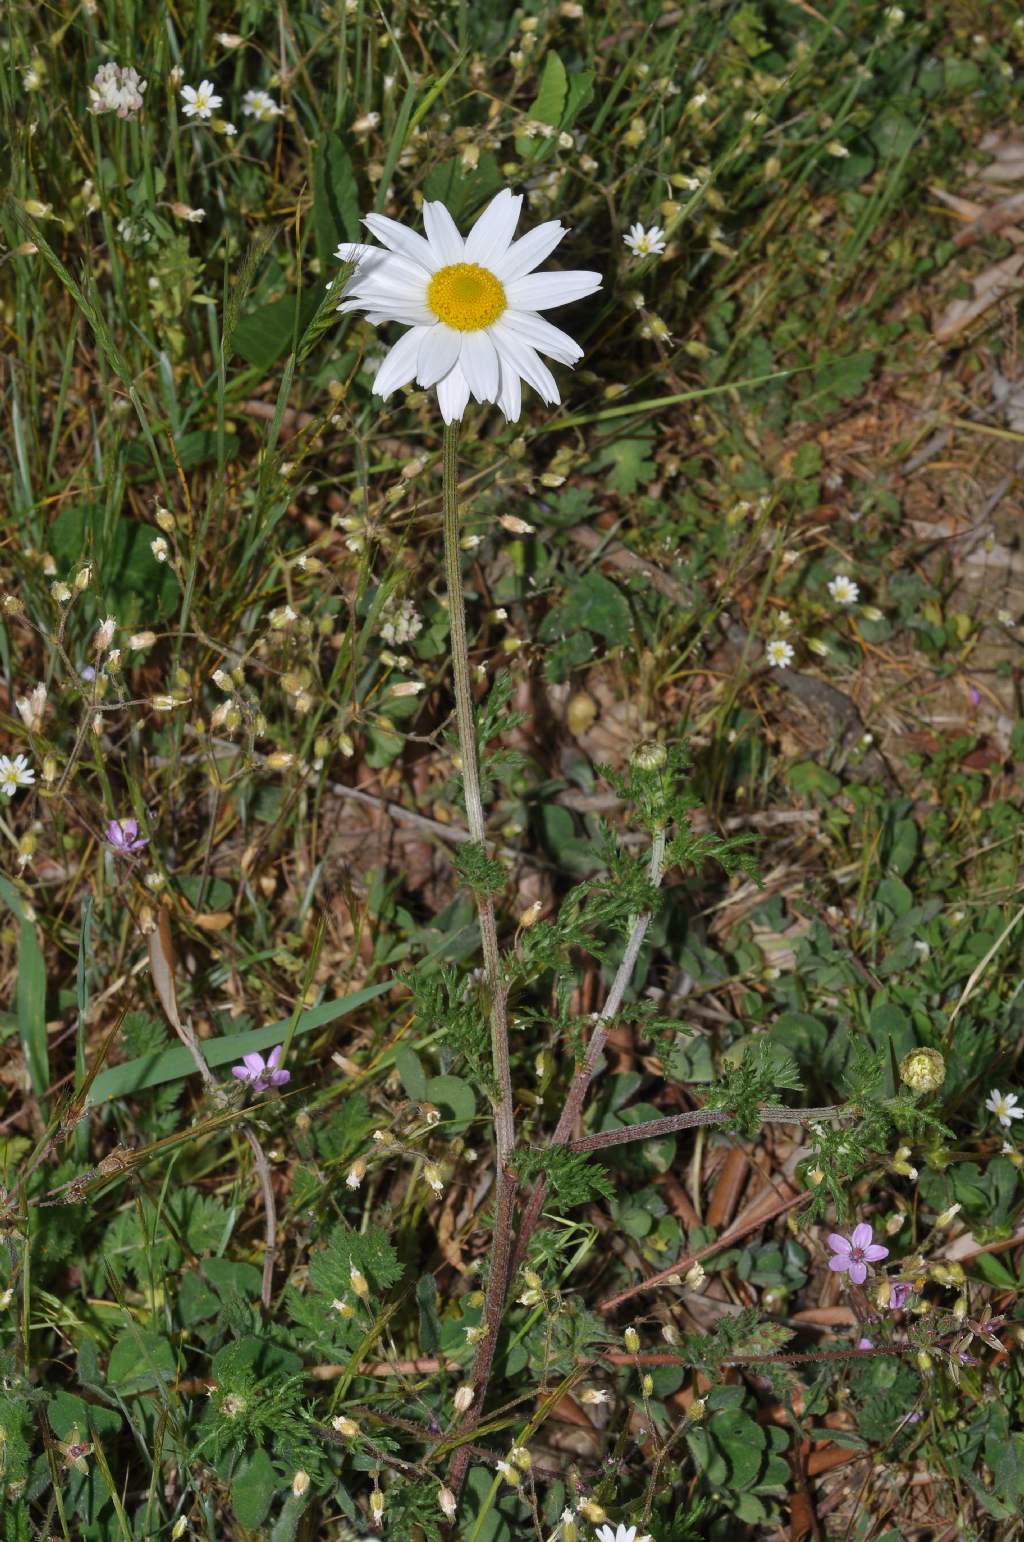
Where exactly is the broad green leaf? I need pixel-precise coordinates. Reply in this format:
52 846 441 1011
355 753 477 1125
538 571 631 647
394 1044 428 1100
515 52 567 158
314 130 362 272
424 1073 477 1132
232 1447 276 1529
232 289 321 372
107 1327 175 1394
786 761 841 799
423 151 503 223
87 981 391 1104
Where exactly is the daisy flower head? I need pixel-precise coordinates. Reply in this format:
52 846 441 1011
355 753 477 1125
105 818 149 854
827 573 859 606
180 79 222 120
596 1526 649 1542
827 1222 889 1285
231 1045 291 1092
0 754 35 798
765 638 794 669
985 1088 1024 1128
241 88 283 122
623 222 667 257
334 187 602 423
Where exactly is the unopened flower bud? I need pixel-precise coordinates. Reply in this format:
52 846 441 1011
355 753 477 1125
936 1202 961 1228
439 1486 457 1521
291 1470 309 1497
155 508 176 533
499 513 534 534
453 1383 475 1413
331 1415 360 1437
346 1158 366 1190
370 1488 384 1523
579 1498 608 1523
631 739 667 770
518 899 543 928
641 1372 654 1396
350 1265 368 1298
128 631 157 649
624 1326 640 1354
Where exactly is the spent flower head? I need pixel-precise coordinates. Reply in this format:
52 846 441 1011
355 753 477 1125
89 62 147 118
335 187 601 423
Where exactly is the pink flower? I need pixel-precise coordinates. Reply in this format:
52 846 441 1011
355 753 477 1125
231 1044 290 1092
827 1222 888 1285
856 1336 874 1350
888 1280 913 1310
105 818 149 853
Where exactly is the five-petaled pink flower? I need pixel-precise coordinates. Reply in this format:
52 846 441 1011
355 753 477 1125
231 1045 290 1092
105 818 149 853
827 1222 888 1285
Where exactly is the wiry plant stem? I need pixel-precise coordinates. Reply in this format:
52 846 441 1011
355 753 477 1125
441 420 517 1502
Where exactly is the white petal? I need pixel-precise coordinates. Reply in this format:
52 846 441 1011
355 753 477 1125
496 356 522 423
335 242 375 266
362 213 439 272
460 330 500 402
506 270 602 311
500 309 583 364
493 220 567 283
372 327 427 399
436 365 471 423
422 201 466 264
417 325 462 387
465 189 523 267
489 323 559 404
338 298 436 326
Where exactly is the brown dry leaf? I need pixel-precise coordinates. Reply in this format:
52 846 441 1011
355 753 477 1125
933 253 1024 341
192 912 234 932
148 908 181 1030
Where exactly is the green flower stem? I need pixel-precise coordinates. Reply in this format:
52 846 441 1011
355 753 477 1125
441 421 515 1167
441 420 517 1505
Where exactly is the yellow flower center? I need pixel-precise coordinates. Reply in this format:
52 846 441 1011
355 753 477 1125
427 262 506 331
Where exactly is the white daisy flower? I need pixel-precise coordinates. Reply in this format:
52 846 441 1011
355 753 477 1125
241 88 283 122
623 222 667 257
334 187 602 423
827 574 859 606
0 754 36 798
985 1089 1024 1128
180 79 222 119
596 1526 648 1542
765 639 794 669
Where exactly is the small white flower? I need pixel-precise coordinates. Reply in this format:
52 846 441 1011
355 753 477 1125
623 222 667 257
0 754 36 798
180 79 222 120
765 638 794 669
241 88 283 122
827 574 859 606
379 596 423 645
89 62 147 119
986 1089 1024 1129
217 120 238 137
595 1526 642 1542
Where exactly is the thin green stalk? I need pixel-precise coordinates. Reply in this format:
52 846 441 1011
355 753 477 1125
441 421 517 1505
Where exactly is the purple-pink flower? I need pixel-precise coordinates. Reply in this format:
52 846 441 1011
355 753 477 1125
827 1222 889 1285
888 1280 913 1311
231 1044 290 1092
105 818 149 853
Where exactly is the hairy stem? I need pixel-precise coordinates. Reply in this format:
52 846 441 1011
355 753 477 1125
510 826 668 1278
441 420 517 1502
569 1102 850 1153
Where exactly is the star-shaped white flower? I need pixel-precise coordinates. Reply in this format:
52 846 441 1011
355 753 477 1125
765 639 794 669
595 1526 651 1542
334 187 602 423
827 574 859 605
623 222 667 257
242 88 283 122
986 1088 1024 1128
180 79 222 119
0 754 35 798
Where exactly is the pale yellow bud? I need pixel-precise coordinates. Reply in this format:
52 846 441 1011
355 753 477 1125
453 1383 474 1413
624 1326 640 1354
331 1415 360 1437
349 1265 368 1298
438 1486 457 1520
291 1470 309 1497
